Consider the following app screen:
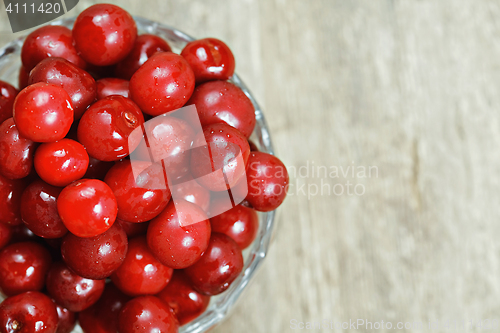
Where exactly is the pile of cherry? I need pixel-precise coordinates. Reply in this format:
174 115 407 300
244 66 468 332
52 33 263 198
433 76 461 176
0 3 288 333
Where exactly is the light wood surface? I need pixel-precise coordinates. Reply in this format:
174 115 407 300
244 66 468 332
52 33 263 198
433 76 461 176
3 1 500 332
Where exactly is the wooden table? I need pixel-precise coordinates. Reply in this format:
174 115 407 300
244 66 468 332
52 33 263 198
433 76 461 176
2 1 500 332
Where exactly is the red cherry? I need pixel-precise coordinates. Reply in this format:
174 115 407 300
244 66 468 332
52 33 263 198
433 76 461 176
18 66 29 91
147 200 211 269
29 57 97 120
104 160 171 223
0 174 27 226
245 152 289 212
46 261 105 312
13 82 74 143
181 38 235 83
0 291 58 333
118 296 179 333
73 4 137 66
111 237 173 297
0 81 18 125
20 180 68 239
157 270 210 325
118 219 149 238
171 175 211 212
190 123 250 192
210 204 258 249
96 78 130 100
54 303 76 333
184 233 244 296
0 224 12 250
77 96 144 161
61 222 128 279
83 157 114 180
115 34 172 80
0 241 52 296
79 283 131 333
57 179 117 238
0 118 36 180
34 139 89 187
187 81 256 138
130 52 195 116
21 25 86 71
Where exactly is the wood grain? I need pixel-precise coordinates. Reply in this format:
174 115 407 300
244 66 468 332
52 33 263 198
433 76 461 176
3 1 500 332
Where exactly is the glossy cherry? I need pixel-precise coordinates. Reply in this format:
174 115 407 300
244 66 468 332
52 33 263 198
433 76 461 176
0 223 12 250
73 4 137 66
210 204 259 249
115 34 172 80
34 139 89 187
13 82 74 143
245 152 289 212
181 38 235 83
171 175 211 212
118 296 179 333
118 219 149 238
187 80 256 138
83 157 114 180
0 291 58 333
157 270 210 325
79 283 131 333
57 179 117 238
0 241 52 296
0 118 36 180
61 222 128 279
96 78 130 100
190 123 250 192
130 52 195 116
147 200 211 269
46 261 105 312
184 233 244 296
29 57 97 119
0 81 18 125
77 96 144 161
20 180 68 239
104 160 171 223
21 25 86 71
54 303 76 333
0 174 27 226
111 236 173 297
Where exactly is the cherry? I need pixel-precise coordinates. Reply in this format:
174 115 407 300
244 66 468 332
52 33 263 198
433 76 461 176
181 38 235 83
118 296 179 333
0 118 36 180
61 222 128 279
104 160 171 223
57 179 117 238
187 80 256 138
190 123 250 192
83 157 114 180
118 219 149 238
29 57 97 120
73 4 137 66
0 223 12 250
210 204 258 249
130 52 195 116
18 67 29 91
96 78 130 100
34 139 89 187
21 25 86 71
184 233 244 296
0 241 52 296
0 81 18 125
0 291 58 333
79 283 131 333
245 152 289 212
111 237 173 296
13 82 74 143
157 270 210 325
115 34 172 80
20 180 68 239
46 261 105 312
147 200 211 269
77 96 144 161
54 303 76 333
171 175 211 212
0 174 27 226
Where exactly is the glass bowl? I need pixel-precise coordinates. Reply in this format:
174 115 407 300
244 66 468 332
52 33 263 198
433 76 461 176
0 16 277 333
